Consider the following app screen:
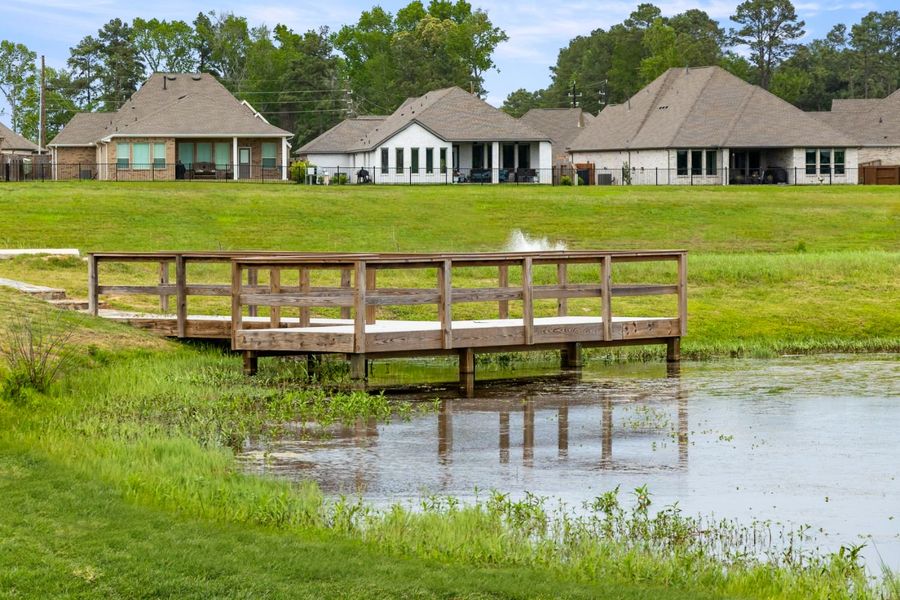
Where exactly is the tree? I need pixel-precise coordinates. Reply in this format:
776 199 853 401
0 40 37 133
132 18 197 74
849 11 900 98
193 12 252 90
730 0 805 90
501 88 543 117
67 36 103 110
334 0 507 112
96 19 144 110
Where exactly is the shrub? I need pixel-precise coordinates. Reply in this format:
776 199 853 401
560 175 573 186
1 314 76 403
289 160 313 183
332 173 349 185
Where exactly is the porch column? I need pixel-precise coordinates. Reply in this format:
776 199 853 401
282 138 289 180
721 148 729 185
538 141 552 184
232 137 238 181
491 141 499 183
513 144 519 171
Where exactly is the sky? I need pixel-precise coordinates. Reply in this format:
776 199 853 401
0 0 887 119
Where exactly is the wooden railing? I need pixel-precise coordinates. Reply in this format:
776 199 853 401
230 250 687 355
87 251 375 337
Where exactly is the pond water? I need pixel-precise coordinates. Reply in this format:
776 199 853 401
240 355 900 569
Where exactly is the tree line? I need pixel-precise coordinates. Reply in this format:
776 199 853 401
503 1 898 116
0 0 896 148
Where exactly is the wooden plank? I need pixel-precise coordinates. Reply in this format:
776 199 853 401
87 254 98 316
438 259 452 349
97 285 178 295
612 284 678 297
365 268 377 324
340 268 351 320
498 264 509 319
522 257 533 345
231 261 242 348
614 318 679 340
240 292 356 308
247 268 258 318
159 261 169 313
299 267 311 327
367 290 441 306
452 287 523 304
557 263 567 316
601 255 612 341
533 284 602 300
677 253 687 336
235 330 354 353
175 255 187 338
354 261 366 353
269 268 281 328
367 329 443 352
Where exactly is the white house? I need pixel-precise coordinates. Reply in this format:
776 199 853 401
569 66 859 185
298 87 553 184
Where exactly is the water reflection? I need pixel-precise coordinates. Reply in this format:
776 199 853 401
240 357 900 570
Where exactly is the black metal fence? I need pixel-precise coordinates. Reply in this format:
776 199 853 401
3 162 854 185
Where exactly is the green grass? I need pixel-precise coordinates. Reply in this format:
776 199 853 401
0 182 897 358
0 182 898 598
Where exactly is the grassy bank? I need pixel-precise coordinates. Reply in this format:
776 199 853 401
0 182 897 358
1 289 895 599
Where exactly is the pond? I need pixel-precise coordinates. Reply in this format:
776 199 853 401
240 355 900 570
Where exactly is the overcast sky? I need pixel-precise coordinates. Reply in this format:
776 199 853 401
0 0 886 117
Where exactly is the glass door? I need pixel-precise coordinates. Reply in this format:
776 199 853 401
239 147 251 179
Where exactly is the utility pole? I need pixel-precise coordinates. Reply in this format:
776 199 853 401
566 81 581 108
39 55 46 151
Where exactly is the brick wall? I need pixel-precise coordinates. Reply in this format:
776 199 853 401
54 146 99 180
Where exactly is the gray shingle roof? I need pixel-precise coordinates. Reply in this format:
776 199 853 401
48 113 114 146
49 73 291 147
298 116 387 154
0 121 41 152
810 90 900 147
311 87 549 153
570 66 855 151
519 108 592 164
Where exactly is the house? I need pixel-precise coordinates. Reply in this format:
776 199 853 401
569 66 858 185
519 107 593 166
810 89 900 167
1 121 45 181
297 86 553 183
48 73 292 181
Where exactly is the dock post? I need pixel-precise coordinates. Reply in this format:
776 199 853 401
349 354 367 386
561 342 582 369
458 348 475 397
666 337 681 363
242 351 258 376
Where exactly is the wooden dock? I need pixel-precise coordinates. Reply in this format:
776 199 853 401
88 250 687 388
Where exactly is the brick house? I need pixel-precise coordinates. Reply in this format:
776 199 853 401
48 73 292 181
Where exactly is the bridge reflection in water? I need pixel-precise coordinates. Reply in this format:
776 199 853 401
436 366 688 472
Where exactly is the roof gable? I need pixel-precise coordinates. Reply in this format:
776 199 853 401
0 121 40 152
570 66 854 151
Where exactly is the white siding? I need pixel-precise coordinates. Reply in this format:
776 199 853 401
859 147 900 165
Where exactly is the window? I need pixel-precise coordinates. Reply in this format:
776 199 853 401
178 142 194 168
214 143 229 169
805 149 816 175
196 143 212 164
676 150 688 176
411 147 419 174
691 150 702 175
834 149 845 175
116 143 130 169
153 143 166 168
439 148 447 174
819 149 831 175
132 143 150 170
381 148 389 174
396 148 404 174
425 148 434 174
261 142 277 168
705 150 716 175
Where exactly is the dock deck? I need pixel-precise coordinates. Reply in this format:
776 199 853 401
88 250 687 388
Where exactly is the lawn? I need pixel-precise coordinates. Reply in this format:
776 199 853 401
0 182 897 357
0 182 898 598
